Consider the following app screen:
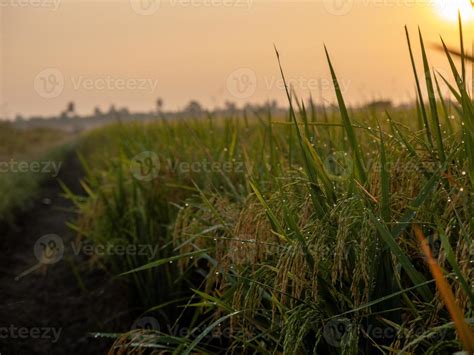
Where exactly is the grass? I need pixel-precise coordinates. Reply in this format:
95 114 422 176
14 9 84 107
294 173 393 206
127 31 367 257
0 123 74 224
67 20 473 354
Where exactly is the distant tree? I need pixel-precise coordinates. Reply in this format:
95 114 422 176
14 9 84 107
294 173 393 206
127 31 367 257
118 107 130 116
108 104 121 122
243 102 267 116
365 100 392 111
59 110 68 120
243 103 255 112
59 101 76 119
66 101 75 115
266 100 278 111
184 100 203 116
224 101 237 115
156 98 163 114
108 105 117 115
94 107 102 117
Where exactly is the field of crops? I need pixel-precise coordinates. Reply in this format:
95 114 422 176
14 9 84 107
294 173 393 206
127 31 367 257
56 24 474 354
0 124 73 224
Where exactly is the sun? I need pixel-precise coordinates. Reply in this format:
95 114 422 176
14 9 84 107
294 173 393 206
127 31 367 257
435 0 474 22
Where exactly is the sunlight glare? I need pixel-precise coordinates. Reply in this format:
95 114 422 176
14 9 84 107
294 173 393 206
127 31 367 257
435 0 474 22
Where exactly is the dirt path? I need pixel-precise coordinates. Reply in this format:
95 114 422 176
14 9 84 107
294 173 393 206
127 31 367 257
0 151 129 354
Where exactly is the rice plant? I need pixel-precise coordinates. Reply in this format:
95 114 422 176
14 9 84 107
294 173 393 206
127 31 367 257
69 18 473 354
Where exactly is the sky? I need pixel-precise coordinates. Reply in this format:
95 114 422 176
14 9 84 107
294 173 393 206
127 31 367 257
0 0 472 118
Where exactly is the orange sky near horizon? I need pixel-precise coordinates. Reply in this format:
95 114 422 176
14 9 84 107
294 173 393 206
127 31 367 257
0 0 472 118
